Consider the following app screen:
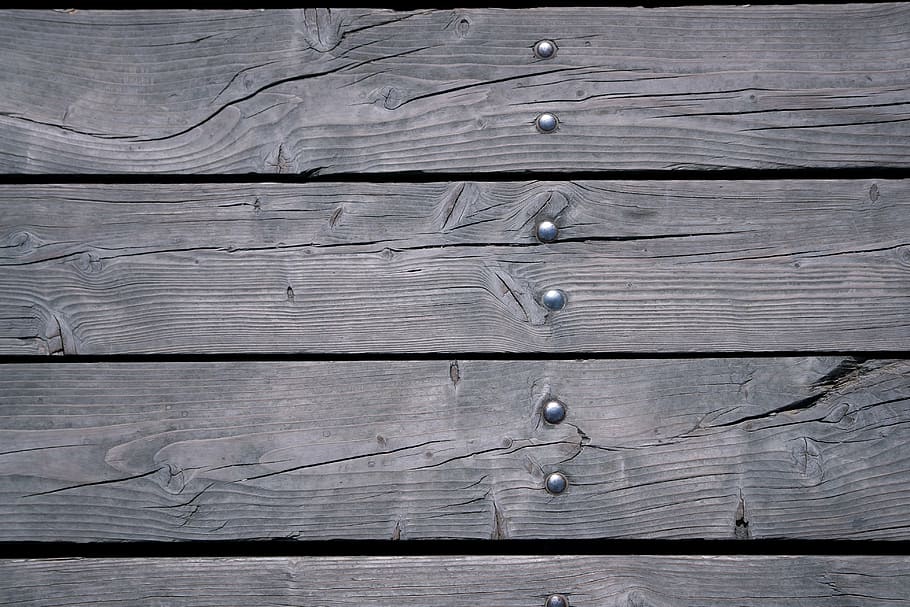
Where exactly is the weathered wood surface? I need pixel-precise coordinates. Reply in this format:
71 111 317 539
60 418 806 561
2 180 907 354
1 6 908 173
3 556 910 606
1 357 907 542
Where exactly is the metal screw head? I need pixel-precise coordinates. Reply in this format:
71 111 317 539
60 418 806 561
536 220 558 242
536 112 558 133
543 399 566 424
534 40 557 59
546 595 569 607
541 289 567 311
545 472 568 494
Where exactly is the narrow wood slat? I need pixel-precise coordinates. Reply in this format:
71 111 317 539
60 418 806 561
3 556 910 606
2 181 907 354
1 357 907 542
1 6 908 173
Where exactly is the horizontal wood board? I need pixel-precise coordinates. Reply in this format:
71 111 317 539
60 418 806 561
1 357 907 542
1 6 909 173
3 556 910 606
2 181 908 354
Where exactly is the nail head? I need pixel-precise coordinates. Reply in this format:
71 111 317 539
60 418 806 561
536 220 558 242
546 472 568 494
536 113 558 133
534 40 557 59
546 595 569 607
541 289 567 311
543 399 566 424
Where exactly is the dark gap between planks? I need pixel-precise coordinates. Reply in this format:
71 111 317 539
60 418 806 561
0 167 908 185
1 351 908 364
4 539 910 559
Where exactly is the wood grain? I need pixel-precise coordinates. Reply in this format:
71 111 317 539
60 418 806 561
2 180 907 354
1 6 908 173
1 357 907 542
3 556 910 606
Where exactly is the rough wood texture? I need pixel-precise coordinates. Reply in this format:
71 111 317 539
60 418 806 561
1 357 907 542
1 6 908 173
2 180 907 354
3 556 910 606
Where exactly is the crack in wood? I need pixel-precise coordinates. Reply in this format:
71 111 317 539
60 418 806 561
20 468 163 499
491 498 507 540
239 439 451 482
734 489 751 540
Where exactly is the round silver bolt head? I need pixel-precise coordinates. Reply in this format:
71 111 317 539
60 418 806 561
534 40 557 59
543 399 567 424
536 220 558 242
546 472 568 494
546 595 569 607
541 289 567 311
536 113 558 133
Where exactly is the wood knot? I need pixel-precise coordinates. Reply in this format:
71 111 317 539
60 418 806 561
265 144 297 174
896 245 910 268
449 361 460 386
620 590 653 607
298 8 344 53
524 189 571 234
371 86 405 111
3 231 41 259
76 251 103 274
822 402 852 425
40 310 69 356
790 437 825 485
868 183 880 203
487 267 548 326
448 14 471 38
437 182 480 232
158 463 189 495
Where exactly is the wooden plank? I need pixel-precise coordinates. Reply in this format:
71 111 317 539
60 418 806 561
2 180 907 354
3 556 910 606
1 357 907 542
0 6 908 174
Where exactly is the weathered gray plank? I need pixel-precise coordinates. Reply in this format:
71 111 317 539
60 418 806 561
1 6 908 173
1 357 907 542
2 180 907 354
3 556 910 606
